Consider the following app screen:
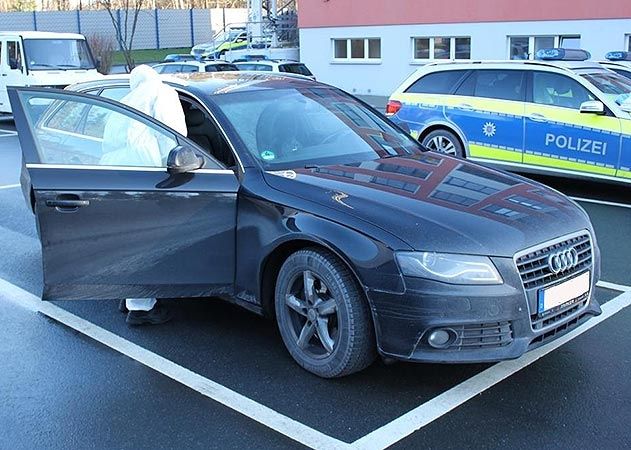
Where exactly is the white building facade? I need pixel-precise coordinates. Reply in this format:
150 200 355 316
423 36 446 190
298 0 631 96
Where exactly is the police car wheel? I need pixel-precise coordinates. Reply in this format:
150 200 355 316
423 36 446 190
422 130 464 157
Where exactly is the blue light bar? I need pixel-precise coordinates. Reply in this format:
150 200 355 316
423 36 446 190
535 48 591 61
606 51 631 61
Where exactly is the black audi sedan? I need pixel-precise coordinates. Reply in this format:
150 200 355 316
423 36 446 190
9 72 601 378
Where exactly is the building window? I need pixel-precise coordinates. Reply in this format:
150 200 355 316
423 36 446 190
332 38 381 62
508 35 581 60
627 35 631 52
412 37 470 61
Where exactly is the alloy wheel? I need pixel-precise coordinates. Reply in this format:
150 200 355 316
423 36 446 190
426 135 457 155
284 270 339 358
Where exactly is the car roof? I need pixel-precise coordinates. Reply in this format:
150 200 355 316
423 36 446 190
421 59 606 73
0 31 85 39
156 61 235 67
235 60 302 66
67 71 323 97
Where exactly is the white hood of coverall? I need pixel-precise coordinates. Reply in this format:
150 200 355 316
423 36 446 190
101 65 187 166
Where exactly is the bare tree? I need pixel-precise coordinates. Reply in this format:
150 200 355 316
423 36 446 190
98 0 143 72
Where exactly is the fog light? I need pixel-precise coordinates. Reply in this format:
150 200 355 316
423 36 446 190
428 329 453 348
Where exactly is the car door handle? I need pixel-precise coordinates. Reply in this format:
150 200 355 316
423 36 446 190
529 113 547 122
45 199 90 209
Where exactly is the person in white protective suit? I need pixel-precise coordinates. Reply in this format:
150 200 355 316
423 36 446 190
103 65 187 325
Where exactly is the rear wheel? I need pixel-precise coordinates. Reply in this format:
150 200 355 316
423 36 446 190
422 129 464 157
275 248 376 378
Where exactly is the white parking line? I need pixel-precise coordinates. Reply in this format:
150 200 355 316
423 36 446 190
0 278 348 450
0 184 20 190
596 280 631 292
352 289 631 450
2 275 630 450
0 130 17 137
571 196 631 210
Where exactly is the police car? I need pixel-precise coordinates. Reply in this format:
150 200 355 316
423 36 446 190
387 48 631 184
601 51 631 80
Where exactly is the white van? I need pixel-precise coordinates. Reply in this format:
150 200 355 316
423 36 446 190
0 31 102 113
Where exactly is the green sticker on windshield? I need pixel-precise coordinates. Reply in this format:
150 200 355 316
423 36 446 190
261 150 276 161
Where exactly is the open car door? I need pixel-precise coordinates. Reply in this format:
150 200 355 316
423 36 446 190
10 87 239 300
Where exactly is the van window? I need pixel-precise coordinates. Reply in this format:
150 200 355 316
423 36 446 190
405 70 469 94
7 41 23 71
532 72 593 109
456 70 526 102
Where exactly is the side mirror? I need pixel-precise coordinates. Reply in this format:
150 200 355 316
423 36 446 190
579 100 605 115
166 145 204 174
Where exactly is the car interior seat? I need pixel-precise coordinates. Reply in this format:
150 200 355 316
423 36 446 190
183 103 236 168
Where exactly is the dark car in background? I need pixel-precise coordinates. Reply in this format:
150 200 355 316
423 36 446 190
9 72 601 378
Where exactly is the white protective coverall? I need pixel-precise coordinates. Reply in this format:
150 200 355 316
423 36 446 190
101 65 187 311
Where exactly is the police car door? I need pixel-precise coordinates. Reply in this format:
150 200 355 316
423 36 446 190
444 69 526 164
524 71 621 179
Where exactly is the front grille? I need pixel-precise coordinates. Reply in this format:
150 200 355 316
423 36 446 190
516 233 592 291
448 322 513 350
530 313 590 347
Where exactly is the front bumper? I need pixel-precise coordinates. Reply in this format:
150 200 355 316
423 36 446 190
368 254 601 364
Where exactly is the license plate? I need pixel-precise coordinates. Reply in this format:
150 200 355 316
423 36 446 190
537 271 590 315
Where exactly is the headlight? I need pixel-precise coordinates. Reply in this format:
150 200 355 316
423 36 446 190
395 252 503 285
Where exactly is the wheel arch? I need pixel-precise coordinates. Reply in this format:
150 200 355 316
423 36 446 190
259 235 369 320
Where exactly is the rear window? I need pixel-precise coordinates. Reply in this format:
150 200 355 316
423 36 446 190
279 63 313 76
456 70 526 102
405 70 469 94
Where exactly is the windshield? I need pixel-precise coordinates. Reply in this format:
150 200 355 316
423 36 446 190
580 70 631 105
23 39 95 70
213 87 422 170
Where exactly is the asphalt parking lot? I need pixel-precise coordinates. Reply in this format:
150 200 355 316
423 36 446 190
1 117 630 449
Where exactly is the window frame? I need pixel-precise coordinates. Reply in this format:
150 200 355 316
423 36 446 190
331 38 382 64
507 35 581 60
411 36 471 63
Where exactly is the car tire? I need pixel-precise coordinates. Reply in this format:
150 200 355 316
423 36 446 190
421 129 465 157
275 248 376 378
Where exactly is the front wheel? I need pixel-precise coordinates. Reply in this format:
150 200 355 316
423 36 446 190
275 248 376 378
421 129 464 157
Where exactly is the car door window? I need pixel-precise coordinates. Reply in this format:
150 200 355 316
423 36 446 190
532 72 594 109
456 70 526 101
20 92 180 167
99 86 130 101
160 64 182 74
204 65 219 72
406 70 470 94
180 64 198 73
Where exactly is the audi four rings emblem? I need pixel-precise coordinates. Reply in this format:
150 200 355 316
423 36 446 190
547 248 580 274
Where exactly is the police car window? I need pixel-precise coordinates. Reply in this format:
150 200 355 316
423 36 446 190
532 72 593 109
610 68 631 81
406 70 469 94
160 65 182 74
457 70 526 101
580 71 631 97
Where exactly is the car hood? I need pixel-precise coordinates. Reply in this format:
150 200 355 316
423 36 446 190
263 153 592 257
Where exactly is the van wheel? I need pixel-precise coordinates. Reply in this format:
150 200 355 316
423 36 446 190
275 248 376 378
422 129 464 157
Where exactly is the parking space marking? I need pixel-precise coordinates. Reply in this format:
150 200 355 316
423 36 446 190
596 280 631 292
352 288 631 450
0 130 17 137
0 184 20 190
572 197 631 210
2 274 630 450
0 277 348 450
